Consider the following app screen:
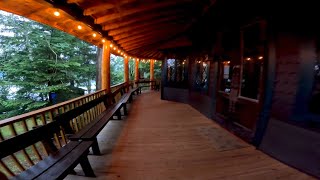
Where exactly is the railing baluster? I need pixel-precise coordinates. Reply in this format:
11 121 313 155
59 107 67 146
40 114 46 125
53 133 62 149
0 160 14 177
11 123 34 167
10 154 25 172
20 120 36 165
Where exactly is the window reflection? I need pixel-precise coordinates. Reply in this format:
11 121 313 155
220 61 231 93
166 58 188 88
240 56 263 99
194 60 209 91
309 59 320 114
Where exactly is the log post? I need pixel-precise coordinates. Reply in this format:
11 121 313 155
101 40 111 93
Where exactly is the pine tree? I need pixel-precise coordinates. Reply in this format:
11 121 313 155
0 11 97 120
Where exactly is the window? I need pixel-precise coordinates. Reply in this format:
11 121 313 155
220 61 231 93
240 57 263 99
240 23 264 100
309 59 320 114
165 58 188 88
194 59 209 91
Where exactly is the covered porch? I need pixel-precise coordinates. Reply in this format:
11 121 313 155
66 91 311 179
0 0 320 179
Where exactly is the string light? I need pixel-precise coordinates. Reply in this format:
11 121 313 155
110 44 113 47
92 33 96 37
102 39 105 43
246 57 251 61
113 47 116 50
77 25 82 30
258 56 263 60
53 11 60 17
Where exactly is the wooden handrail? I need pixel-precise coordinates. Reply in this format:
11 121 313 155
0 89 107 127
0 84 133 178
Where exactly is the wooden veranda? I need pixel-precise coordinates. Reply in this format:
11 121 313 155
1 0 320 179
66 91 312 180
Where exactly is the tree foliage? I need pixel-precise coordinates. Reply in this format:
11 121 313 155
0 11 97 120
110 54 124 85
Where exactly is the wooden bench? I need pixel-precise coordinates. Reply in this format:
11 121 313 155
68 100 124 155
67 85 138 155
0 120 95 179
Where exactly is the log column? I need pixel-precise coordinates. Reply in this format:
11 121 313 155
124 56 129 84
135 58 139 82
101 40 111 93
150 59 155 89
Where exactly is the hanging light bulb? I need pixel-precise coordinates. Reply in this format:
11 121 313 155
53 10 60 17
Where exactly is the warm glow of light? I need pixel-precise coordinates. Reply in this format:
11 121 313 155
118 50 120 53
155 60 157 62
110 44 113 47
53 11 60 16
92 33 96 37
227 61 230 64
102 39 105 43
258 56 263 60
133 58 135 60
121 52 123 55
113 47 116 50
183 62 185 65
77 25 82 30
246 57 251 61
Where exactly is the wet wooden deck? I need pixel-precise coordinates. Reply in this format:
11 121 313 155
66 91 313 180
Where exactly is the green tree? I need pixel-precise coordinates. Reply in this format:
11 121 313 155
154 60 162 79
0 11 97 120
129 58 135 81
110 54 124 85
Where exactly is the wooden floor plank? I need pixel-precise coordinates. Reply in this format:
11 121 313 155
66 91 314 180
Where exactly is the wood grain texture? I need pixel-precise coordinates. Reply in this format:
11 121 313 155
66 92 313 180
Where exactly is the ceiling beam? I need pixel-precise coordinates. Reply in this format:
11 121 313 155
102 9 185 31
108 15 185 36
95 0 189 24
124 36 172 51
122 31 177 49
83 3 115 16
122 27 184 48
127 30 187 53
66 0 84 4
83 0 136 16
113 24 181 41
118 28 174 44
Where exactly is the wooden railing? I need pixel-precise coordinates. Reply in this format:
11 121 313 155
0 82 129 177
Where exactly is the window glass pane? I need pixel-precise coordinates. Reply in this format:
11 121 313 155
220 61 231 93
194 60 209 91
165 58 188 88
309 59 320 114
240 23 264 100
240 57 263 99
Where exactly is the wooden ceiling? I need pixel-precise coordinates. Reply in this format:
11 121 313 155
0 0 215 59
